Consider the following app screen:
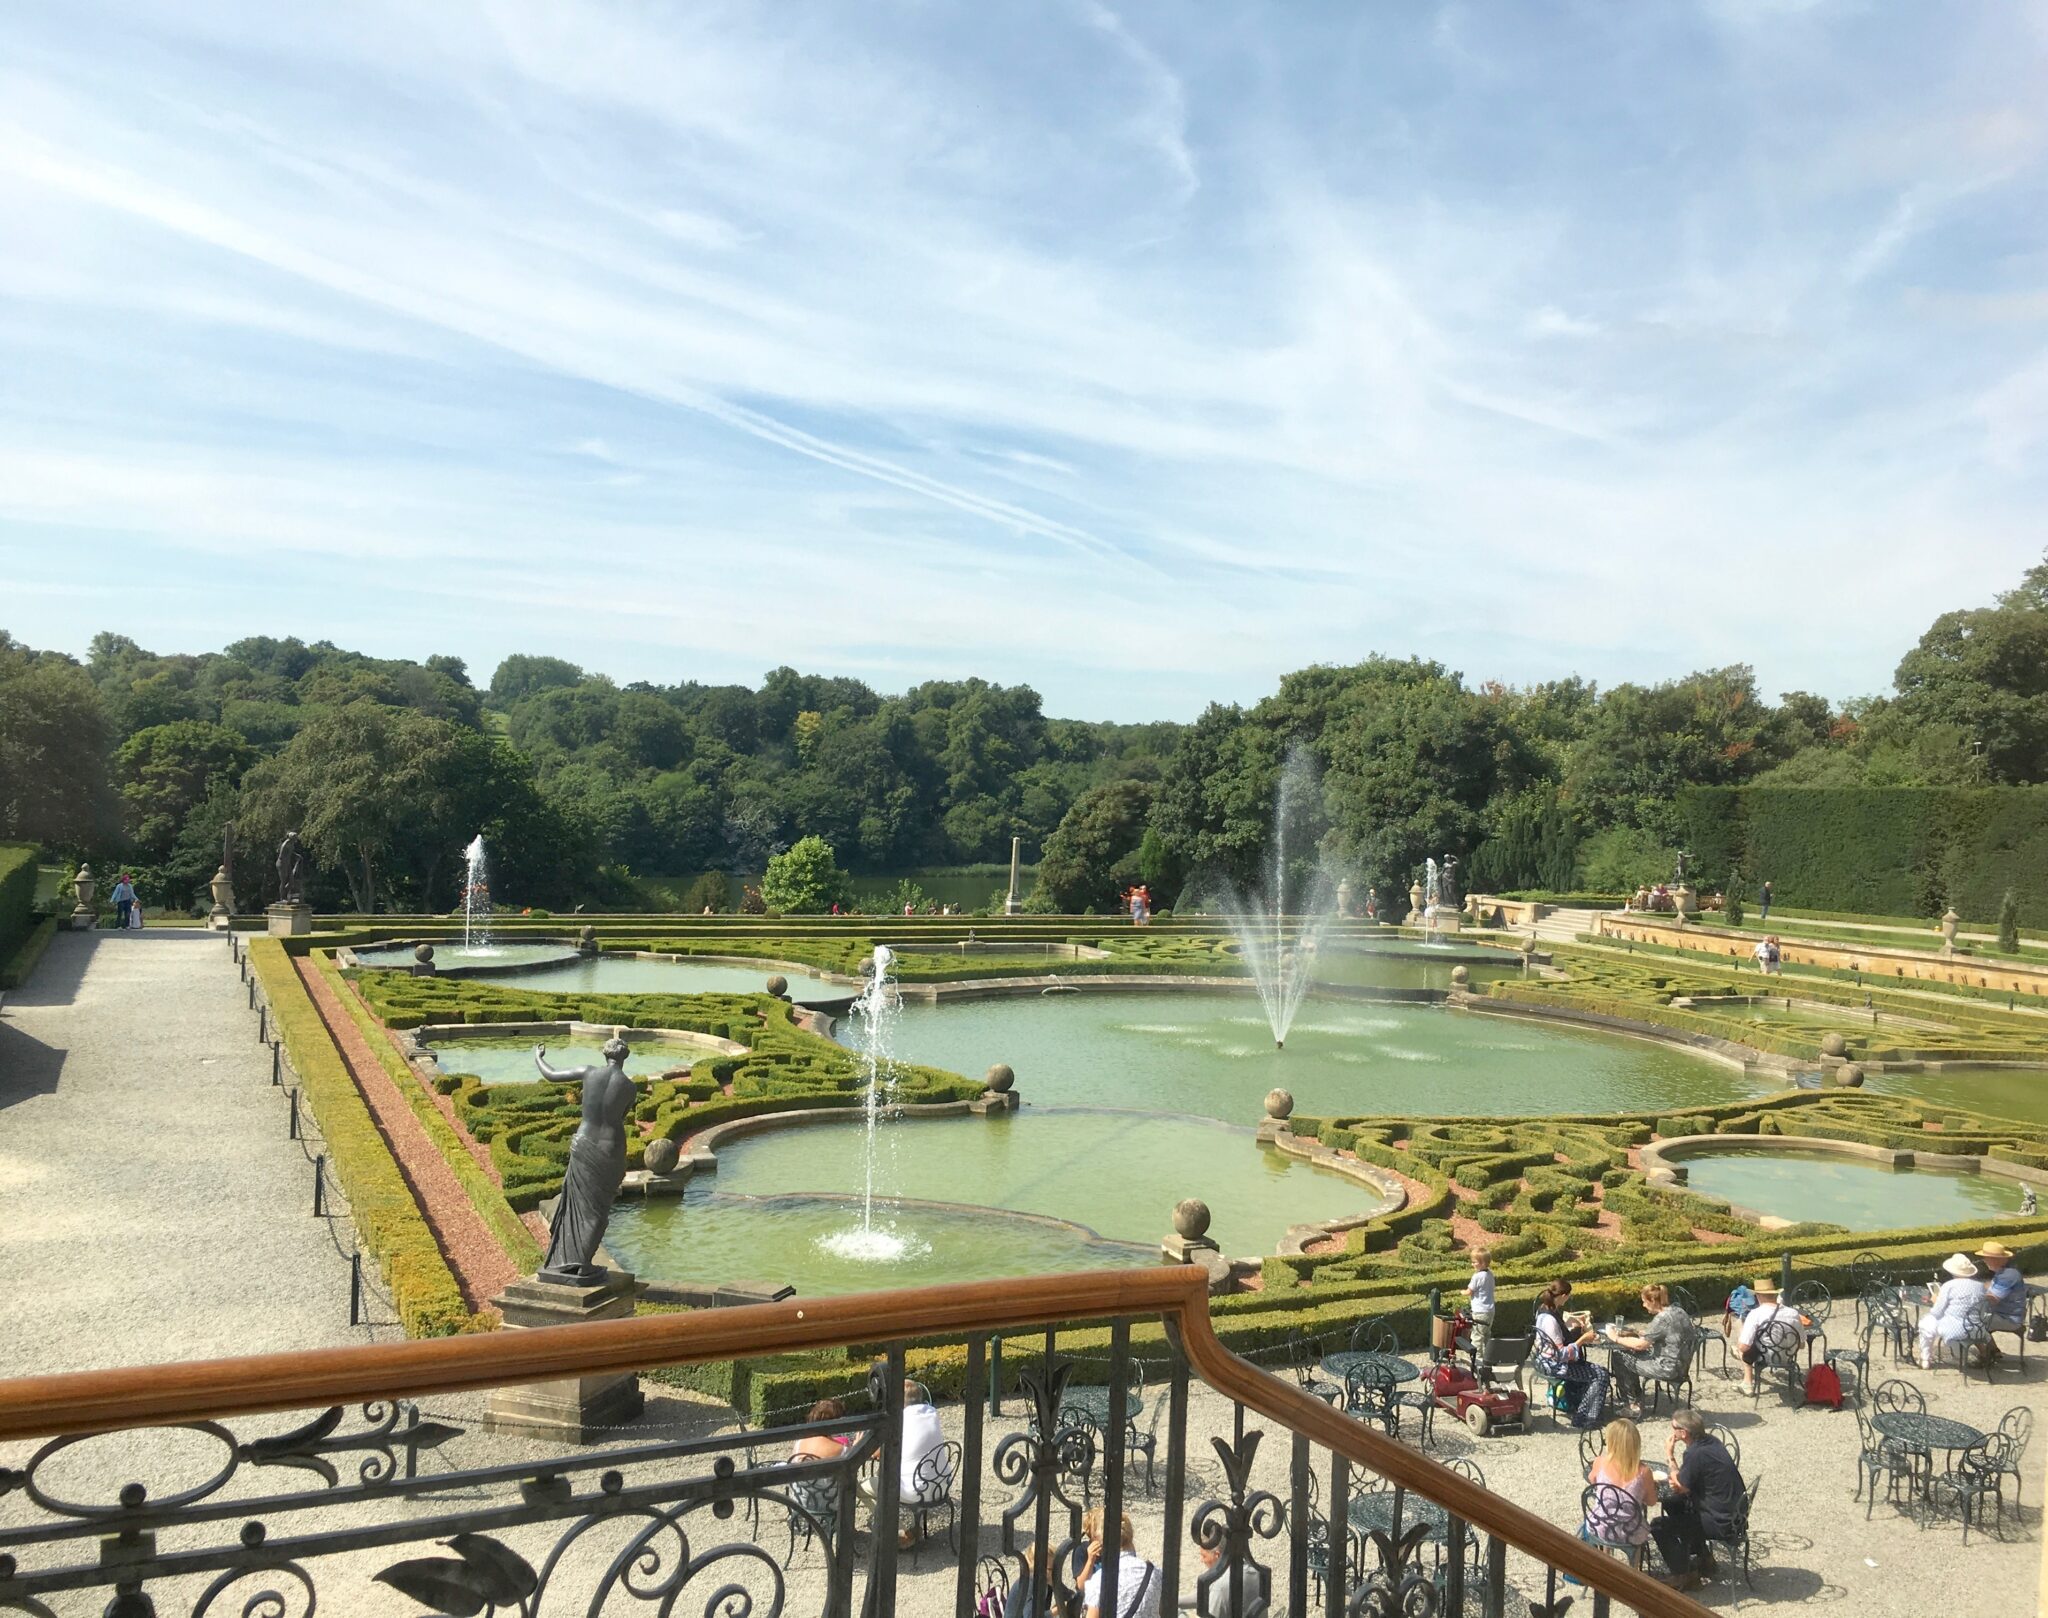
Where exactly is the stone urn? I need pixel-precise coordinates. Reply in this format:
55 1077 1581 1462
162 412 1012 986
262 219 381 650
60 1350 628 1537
578 925 599 956
1940 908 1960 955
985 1062 1015 1094
207 865 237 930
1335 879 1354 918
765 975 789 999
1408 881 1425 921
1263 1087 1294 1121
1672 883 1699 916
69 863 96 929
644 1137 681 1176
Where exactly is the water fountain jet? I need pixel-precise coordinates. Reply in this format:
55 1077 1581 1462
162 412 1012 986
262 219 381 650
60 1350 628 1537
1193 750 1344 1050
461 834 493 953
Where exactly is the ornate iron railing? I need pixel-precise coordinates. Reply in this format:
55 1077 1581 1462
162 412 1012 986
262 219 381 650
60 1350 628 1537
0 1269 1704 1617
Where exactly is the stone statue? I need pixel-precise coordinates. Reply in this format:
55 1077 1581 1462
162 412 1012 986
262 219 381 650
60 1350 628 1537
276 831 309 904
1672 849 1690 884
532 1035 637 1282
221 821 236 886
2023 1186 2038 1217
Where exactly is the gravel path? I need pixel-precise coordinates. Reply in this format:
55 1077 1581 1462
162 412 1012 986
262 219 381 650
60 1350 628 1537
295 955 522 1312
0 929 368 1374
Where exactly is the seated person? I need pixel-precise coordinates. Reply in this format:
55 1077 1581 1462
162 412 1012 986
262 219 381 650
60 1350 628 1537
788 1397 850 1463
1533 1281 1598 1374
1919 1253 1989 1368
1978 1241 2026 1335
1582 1416 1657 1552
856 1376 947 1547
1183 1543 1270 1616
1651 1408 1744 1591
1080 1506 1161 1618
1735 1279 1804 1394
1606 1283 1693 1409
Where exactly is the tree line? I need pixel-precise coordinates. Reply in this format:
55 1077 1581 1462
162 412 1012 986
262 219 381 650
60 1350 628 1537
0 549 2040 914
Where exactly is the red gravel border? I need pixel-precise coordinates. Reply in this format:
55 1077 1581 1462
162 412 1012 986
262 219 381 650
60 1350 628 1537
296 958 521 1313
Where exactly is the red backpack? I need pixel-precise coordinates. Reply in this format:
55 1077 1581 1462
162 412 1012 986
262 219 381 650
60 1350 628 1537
1803 1361 1843 1409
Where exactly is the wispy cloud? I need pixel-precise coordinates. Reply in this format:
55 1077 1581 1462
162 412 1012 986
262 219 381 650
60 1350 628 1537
0 0 2043 714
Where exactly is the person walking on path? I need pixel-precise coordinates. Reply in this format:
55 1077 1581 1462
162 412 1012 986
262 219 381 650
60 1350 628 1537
109 872 136 929
1759 880 1772 921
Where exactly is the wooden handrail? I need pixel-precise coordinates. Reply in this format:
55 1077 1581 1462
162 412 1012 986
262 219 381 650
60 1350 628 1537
1174 1287 1708 1616
0 1266 1704 1614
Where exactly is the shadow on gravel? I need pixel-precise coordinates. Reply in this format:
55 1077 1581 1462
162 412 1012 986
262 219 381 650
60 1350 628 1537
2 930 92 1007
0 1018 62 1108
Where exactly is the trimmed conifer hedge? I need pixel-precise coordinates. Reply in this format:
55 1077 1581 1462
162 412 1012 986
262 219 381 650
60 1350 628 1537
1680 786 2048 925
0 843 40 973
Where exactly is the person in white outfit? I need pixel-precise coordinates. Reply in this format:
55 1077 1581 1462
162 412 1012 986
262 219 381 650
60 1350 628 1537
1919 1253 1988 1368
1080 1506 1160 1618
1735 1279 1805 1394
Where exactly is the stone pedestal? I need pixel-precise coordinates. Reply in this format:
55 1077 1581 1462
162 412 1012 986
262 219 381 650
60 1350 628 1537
485 1271 644 1442
266 902 313 937
969 1089 1021 1116
1004 835 1024 915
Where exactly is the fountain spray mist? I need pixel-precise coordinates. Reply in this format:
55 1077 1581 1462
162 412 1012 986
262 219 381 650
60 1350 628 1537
461 834 491 952
818 944 910 1263
1198 749 1344 1049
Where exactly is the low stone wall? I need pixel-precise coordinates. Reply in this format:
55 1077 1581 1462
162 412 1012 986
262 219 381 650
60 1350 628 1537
1454 994 1799 1079
1259 1124 1408 1254
1596 914 2048 1000
400 1019 749 1069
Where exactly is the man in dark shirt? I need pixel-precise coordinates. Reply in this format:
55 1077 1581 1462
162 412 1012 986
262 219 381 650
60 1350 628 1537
1651 1408 1743 1589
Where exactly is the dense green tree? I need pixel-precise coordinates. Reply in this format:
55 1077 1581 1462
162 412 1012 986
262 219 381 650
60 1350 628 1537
488 653 586 707
761 835 851 913
1891 552 2048 784
115 721 256 859
1038 779 1154 911
0 655 114 847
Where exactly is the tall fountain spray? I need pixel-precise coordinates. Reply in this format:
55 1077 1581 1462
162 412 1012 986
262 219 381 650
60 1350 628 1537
819 945 909 1262
1202 750 1343 1049
462 834 492 952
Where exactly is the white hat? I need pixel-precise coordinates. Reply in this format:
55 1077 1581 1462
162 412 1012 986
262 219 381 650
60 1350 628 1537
1941 1253 1978 1280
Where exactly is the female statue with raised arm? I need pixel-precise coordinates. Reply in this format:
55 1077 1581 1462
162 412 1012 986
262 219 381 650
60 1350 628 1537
531 1032 637 1282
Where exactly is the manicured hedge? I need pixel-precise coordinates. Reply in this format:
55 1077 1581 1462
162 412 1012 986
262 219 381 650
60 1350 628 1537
0 914 57 989
0 843 39 971
1680 786 2048 926
351 971 984 1211
312 955 542 1272
248 940 473 1336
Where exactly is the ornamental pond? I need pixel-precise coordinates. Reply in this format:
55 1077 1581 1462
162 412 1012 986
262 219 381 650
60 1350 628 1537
1675 1145 2021 1231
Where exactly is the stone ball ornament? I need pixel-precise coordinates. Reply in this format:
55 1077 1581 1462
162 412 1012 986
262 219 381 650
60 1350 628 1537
1263 1087 1294 1120
1172 1198 1212 1240
1820 1032 1848 1058
1450 964 1470 987
765 974 789 998
1834 1064 1866 1088
413 943 435 964
985 1062 1015 1093
643 1137 681 1176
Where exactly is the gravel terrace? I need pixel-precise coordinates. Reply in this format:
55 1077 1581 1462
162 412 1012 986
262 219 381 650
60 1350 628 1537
0 929 370 1374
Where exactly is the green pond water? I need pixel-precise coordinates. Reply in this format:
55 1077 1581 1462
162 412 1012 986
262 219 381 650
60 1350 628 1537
1677 1147 2020 1230
354 943 576 970
602 1108 1380 1293
1867 1067 2048 1128
862 993 1760 1125
446 956 842 999
1306 945 1520 992
423 1035 706 1086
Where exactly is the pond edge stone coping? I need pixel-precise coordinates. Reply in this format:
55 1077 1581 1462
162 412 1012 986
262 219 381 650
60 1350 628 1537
1639 1131 2048 1228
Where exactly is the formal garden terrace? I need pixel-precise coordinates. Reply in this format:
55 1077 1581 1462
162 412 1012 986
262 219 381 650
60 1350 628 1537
8 912 2048 1614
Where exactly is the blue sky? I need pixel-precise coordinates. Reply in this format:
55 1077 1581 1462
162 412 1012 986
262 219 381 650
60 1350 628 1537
2 1 2046 719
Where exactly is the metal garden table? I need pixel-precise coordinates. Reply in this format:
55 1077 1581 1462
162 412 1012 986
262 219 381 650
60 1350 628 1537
1319 1351 1421 1386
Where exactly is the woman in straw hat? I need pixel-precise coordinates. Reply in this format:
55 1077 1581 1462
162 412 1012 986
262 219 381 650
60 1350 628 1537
1918 1253 1987 1369
1976 1240 2025 1333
